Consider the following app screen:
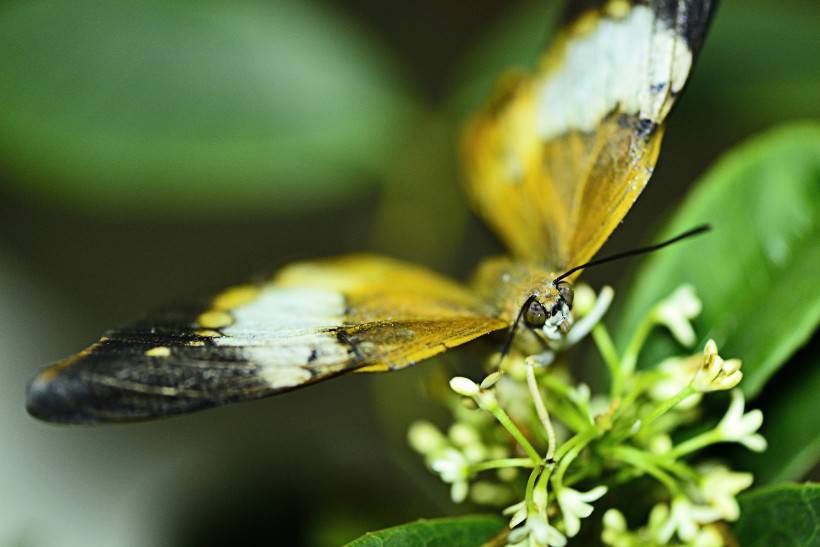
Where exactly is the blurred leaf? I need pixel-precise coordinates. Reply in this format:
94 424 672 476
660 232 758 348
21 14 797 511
0 0 416 216
680 1 820 134
446 1 558 120
345 515 504 547
615 123 820 397
732 343 820 484
370 114 470 271
733 483 820 546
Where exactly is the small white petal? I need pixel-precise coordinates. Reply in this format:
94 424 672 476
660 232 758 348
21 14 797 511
450 481 468 503
741 433 768 452
577 485 608 502
509 507 527 528
737 410 764 437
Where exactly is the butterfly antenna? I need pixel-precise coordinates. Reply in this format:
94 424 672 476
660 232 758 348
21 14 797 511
495 295 537 369
553 224 711 284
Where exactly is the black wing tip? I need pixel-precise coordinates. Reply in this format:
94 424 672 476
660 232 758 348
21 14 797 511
26 370 98 425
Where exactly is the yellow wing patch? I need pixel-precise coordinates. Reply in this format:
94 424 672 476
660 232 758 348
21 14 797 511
270 254 507 371
462 0 710 269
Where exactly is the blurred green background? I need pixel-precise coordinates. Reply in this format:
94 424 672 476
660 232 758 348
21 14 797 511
0 1 817 546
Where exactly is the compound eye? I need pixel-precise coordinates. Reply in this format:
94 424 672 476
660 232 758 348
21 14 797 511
524 300 547 328
558 283 574 308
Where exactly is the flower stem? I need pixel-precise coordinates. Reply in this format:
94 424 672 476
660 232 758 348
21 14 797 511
669 429 722 459
637 384 697 435
525 466 542 515
610 445 681 495
553 427 599 488
526 363 557 462
483 396 543 464
470 458 535 473
592 324 622 395
621 312 657 378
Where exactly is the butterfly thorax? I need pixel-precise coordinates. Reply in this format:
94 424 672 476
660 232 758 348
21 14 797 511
471 257 562 324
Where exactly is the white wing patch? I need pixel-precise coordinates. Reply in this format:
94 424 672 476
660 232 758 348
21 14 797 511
214 286 350 388
537 5 693 138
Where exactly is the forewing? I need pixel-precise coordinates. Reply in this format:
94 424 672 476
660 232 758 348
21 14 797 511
27 255 506 423
461 0 718 269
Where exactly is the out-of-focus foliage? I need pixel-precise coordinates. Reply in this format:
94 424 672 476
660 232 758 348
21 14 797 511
734 346 820 485
1 0 818 546
733 483 820 546
615 123 820 397
0 0 416 215
345 515 504 547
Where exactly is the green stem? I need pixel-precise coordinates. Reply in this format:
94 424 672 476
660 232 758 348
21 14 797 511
553 427 599 488
592 324 622 396
669 429 722 459
655 458 699 482
621 312 657 379
484 397 543 464
526 364 557 462
470 458 535 473
637 385 697 435
610 445 681 495
534 464 552 515
537 375 590 432
525 466 542 515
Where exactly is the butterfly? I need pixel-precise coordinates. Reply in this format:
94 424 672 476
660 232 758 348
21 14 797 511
26 0 718 423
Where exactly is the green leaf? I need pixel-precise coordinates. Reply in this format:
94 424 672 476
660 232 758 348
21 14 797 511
615 123 820 397
732 344 820 484
0 0 415 216
344 515 504 547
733 483 820 546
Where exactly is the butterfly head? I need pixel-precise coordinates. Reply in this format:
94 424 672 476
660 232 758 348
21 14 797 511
522 281 574 337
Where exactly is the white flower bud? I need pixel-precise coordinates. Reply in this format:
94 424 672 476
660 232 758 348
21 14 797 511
480 370 503 389
573 284 597 316
649 434 673 454
603 508 626 532
407 420 446 454
450 480 468 503
449 376 479 397
448 423 480 447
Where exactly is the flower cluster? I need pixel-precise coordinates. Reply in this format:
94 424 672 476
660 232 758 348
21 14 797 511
407 285 765 545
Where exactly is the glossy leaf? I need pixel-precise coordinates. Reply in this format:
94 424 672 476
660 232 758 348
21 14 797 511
345 515 504 547
732 343 820 484
0 0 415 215
733 483 820 546
615 123 820 397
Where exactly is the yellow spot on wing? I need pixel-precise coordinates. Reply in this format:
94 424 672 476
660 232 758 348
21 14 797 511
197 310 233 329
606 0 630 18
145 346 171 357
212 285 259 310
194 329 222 337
